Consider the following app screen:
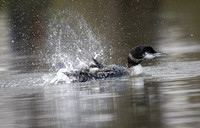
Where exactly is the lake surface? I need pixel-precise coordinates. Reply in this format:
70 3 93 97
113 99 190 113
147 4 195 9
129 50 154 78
0 0 200 128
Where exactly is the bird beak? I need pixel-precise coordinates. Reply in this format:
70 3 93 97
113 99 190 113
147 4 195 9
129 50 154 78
144 52 167 60
153 52 167 57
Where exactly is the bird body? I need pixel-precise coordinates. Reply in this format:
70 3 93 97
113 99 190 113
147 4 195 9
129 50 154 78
63 45 166 82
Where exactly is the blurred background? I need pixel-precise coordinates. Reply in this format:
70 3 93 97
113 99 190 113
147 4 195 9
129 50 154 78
0 0 199 72
0 0 200 128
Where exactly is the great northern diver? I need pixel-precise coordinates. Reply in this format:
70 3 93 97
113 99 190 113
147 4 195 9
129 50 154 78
63 45 166 82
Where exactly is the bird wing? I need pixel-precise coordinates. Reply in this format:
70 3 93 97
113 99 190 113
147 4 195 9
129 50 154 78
92 57 104 69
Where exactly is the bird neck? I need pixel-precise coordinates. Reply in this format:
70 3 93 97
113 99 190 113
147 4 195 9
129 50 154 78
127 53 143 68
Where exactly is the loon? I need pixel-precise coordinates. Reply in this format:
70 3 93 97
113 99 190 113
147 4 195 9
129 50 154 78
63 45 166 82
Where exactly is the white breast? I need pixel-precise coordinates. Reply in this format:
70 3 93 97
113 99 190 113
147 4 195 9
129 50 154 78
129 64 143 75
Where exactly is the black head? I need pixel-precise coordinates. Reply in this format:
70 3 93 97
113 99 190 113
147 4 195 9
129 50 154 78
128 45 166 68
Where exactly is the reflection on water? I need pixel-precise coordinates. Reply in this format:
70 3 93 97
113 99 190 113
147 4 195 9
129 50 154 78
0 0 200 128
0 75 200 128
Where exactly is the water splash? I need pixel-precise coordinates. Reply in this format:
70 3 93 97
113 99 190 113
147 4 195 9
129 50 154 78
44 10 107 83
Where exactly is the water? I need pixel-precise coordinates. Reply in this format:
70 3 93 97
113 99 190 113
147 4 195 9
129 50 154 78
0 0 200 128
